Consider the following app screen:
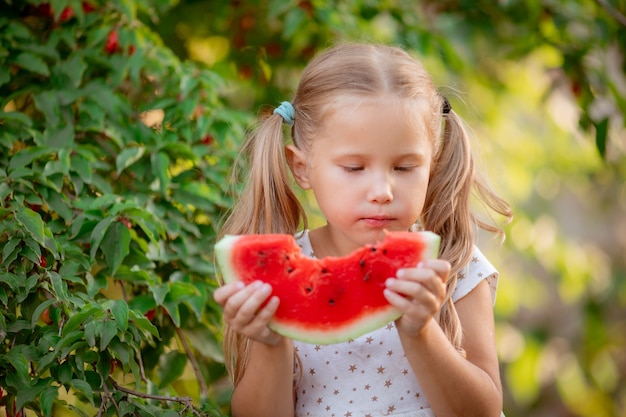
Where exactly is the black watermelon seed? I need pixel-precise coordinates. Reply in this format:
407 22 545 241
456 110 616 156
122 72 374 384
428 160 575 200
328 298 335 305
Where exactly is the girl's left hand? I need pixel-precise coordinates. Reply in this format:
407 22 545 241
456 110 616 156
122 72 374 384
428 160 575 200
383 259 451 337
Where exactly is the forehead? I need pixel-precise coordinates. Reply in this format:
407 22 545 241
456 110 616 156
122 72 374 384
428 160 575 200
317 95 431 140
310 96 434 157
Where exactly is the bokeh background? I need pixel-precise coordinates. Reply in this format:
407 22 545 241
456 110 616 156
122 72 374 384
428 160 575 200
1 1 624 416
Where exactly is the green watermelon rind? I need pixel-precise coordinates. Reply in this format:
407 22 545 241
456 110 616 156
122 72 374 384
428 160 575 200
214 231 441 345
214 234 243 284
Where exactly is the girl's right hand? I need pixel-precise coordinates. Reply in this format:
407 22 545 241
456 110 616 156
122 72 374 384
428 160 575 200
213 281 283 346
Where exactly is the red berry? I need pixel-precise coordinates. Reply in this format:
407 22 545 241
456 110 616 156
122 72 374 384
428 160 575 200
201 134 214 145
119 217 132 229
59 6 74 22
39 255 47 268
105 30 119 54
128 45 136 56
82 1 96 13
41 308 53 325
144 309 155 321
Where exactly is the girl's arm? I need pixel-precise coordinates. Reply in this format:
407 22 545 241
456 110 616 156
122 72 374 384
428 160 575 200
231 338 295 417
214 282 296 417
385 261 503 417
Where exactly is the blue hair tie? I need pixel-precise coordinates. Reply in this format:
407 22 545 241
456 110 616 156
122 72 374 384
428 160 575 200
273 101 295 126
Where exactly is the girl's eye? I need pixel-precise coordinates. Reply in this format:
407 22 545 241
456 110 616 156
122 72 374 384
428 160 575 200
395 166 414 172
343 166 363 172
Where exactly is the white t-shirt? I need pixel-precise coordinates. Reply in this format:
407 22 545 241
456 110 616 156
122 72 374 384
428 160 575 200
293 230 499 417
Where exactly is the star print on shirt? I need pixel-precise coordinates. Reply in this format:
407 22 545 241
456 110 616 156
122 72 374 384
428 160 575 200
292 232 499 417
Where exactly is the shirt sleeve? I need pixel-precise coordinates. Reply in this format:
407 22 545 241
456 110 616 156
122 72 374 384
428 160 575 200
451 246 499 305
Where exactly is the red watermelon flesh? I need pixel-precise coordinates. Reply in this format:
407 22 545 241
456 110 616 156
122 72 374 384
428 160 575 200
215 231 440 345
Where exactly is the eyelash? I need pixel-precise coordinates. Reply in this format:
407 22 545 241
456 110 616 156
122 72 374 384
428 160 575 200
342 166 414 172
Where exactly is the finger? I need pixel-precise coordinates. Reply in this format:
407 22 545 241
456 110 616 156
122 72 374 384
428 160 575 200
239 296 282 345
213 281 245 305
419 259 451 283
384 281 442 310
388 272 445 301
226 282 273 325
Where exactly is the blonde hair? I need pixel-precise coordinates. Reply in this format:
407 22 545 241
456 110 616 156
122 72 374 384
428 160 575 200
218 43 512 385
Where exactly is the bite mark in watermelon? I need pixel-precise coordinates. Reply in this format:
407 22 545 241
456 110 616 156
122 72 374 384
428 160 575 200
215 231 440 345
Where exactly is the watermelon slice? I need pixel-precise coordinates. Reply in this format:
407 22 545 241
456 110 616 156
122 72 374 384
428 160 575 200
214 231 440 345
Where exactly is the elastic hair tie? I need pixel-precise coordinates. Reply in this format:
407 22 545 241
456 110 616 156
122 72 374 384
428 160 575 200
273 101 295 126
442 96 452 115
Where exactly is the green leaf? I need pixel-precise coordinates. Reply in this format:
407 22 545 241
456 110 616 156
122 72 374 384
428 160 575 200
40 386 58 417
157 350 187 388
58 54 87 88
2 238 21 263
98 319 118 350
69 379 94 405
33 91 60 127
15 206 46 246
16 378 49 410
84 321 96 347
101 221 131 274
47 123 75 148
89 216 115 260
8 146 50 173
0 111 32 127
62 305 101 335
49 271 69 301
595 118 608 158
283 7 306 38
151 150 171 196
110 299 129 332
116 146 146 174
128 310 159 338
4 21 32 39
14 52 49 76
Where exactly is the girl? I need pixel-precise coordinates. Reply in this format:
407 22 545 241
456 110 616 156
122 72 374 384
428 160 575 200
214 43 512 417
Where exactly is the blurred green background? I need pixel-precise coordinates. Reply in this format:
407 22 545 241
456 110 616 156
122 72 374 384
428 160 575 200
153 1 626 415
1 0 624 416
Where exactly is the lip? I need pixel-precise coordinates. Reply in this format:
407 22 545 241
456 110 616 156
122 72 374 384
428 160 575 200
361 217 396 228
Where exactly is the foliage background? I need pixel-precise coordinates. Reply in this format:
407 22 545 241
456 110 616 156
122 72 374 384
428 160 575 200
1 0 625 416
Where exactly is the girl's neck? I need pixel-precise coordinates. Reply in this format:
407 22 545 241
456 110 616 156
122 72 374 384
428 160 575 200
308 226 342 258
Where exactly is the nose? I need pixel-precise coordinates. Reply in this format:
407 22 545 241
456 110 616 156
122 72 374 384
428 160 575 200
367 173 393 204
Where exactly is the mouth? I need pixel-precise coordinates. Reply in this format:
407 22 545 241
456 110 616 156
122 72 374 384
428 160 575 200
361 217 395 227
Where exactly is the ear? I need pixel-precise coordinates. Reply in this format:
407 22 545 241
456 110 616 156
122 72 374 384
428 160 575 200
285 144 311 189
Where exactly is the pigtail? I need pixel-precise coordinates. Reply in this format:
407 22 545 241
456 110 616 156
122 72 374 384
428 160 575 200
423 107 512 353
218 110 307 385
219 111 306 238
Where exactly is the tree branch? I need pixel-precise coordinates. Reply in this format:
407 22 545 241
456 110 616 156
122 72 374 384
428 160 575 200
175 326 210 399
109 378 204 416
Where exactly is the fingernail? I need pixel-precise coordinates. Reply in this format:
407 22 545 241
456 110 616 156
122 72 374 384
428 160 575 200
385 278 396 287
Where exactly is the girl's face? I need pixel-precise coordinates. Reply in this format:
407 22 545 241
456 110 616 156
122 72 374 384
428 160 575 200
287 97 434 256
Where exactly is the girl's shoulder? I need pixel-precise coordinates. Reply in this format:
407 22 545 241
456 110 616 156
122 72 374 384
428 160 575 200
452 246 499 305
